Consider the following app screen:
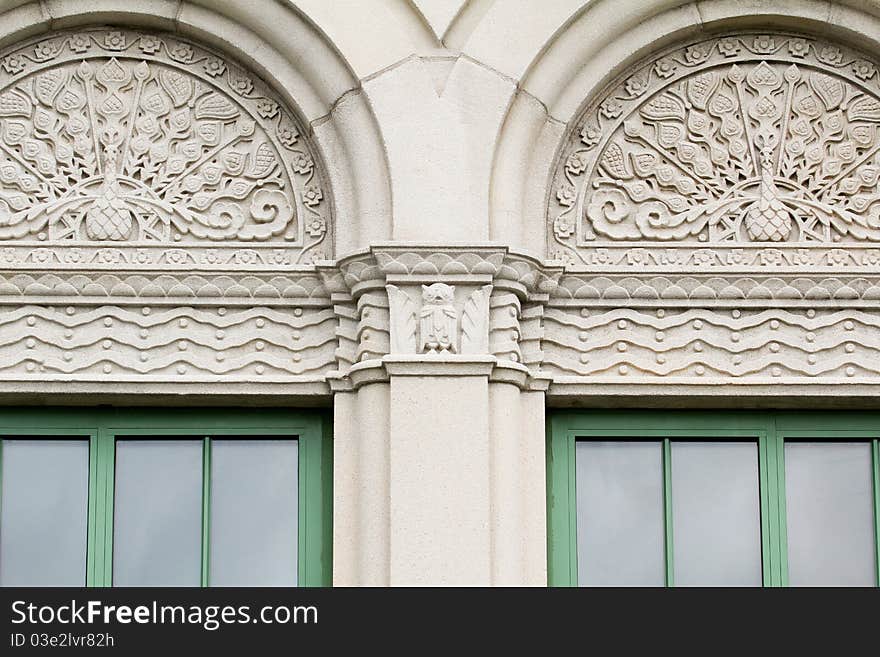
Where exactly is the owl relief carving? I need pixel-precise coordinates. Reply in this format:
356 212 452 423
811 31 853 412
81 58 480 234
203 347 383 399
419 283 458 354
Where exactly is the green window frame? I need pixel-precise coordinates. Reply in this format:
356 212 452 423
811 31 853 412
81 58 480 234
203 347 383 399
547 410 880 587
0 407 332 587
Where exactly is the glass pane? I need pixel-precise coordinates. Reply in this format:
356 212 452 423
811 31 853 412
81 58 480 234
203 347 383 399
785 442 876 586
671 442 762 586
113 440 202 586
0 439 88 586
575 441 664 586
210 440 298 586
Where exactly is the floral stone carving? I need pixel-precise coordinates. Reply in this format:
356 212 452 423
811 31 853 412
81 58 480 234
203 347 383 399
0 29 329 262
551 33 880 263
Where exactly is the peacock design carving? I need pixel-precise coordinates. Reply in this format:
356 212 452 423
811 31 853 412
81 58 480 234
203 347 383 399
551 33 880 262
0 29 329 260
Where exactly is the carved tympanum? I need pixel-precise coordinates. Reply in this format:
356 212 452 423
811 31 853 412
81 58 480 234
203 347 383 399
551 33 880 263
0 29 328 260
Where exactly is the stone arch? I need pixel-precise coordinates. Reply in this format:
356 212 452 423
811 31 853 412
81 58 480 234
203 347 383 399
487 0 880 258
0 0 393 256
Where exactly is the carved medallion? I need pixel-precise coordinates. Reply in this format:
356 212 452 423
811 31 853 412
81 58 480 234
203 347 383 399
0 29 329 263
550 33 880 265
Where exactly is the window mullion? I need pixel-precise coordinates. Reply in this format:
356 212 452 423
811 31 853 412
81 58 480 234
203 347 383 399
545 421 576 586
88 426 115 588
758 432 772 587
201 436 212 588
99 428 116 587
86 433 98 587
775 430 789 587
663 438 673 588
566 431 577 587
299 417 333 587
763 418 783 587
765 422 789 587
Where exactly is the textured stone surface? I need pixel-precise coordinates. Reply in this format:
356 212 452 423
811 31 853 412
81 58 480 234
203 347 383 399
0 27 329 256
550 32 880 252
1 0 880 586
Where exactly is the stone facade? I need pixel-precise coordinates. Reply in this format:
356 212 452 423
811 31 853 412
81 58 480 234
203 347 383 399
2 0 880 584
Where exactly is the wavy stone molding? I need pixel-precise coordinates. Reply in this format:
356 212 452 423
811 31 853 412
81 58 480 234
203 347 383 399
0 28 330 264
1 243 880 395
543 306 880 381
0 304 335 380
550 32 880 268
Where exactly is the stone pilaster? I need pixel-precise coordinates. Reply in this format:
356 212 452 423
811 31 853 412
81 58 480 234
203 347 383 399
326 247 558 585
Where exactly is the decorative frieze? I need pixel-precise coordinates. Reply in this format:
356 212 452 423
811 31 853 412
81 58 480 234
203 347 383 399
0 243 879 394
0 26 878 397
0 270 329 302
553 274 880 303
542 306 880 381
552 245 880 269
0 304 335 380
0 27 337 393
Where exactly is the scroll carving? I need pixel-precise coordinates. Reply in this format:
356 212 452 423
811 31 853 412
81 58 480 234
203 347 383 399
0 28 329 263
550 33 880 264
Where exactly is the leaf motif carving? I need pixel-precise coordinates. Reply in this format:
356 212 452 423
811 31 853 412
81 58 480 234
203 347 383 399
158 68 193 107
0 89 31 117
847 96 880 122
387 285 417 354
600 142 630 178
809 72 845 110
640 93 685 122
194 92 238 120
460 285 492 355
34 69 67 105
686 72 720 110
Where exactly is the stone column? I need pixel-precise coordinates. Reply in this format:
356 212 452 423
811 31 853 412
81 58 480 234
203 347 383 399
326 248 559 585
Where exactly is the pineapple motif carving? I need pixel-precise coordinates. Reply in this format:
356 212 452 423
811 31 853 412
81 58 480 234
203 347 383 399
551 34 880 260
84 137 133 241
0 29 329 260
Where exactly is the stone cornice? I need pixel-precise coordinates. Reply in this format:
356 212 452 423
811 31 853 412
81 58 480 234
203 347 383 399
325 244 563 301
327 354 551 392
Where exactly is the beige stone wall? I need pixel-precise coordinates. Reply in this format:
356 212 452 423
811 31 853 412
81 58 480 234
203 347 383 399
2 0 880 584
